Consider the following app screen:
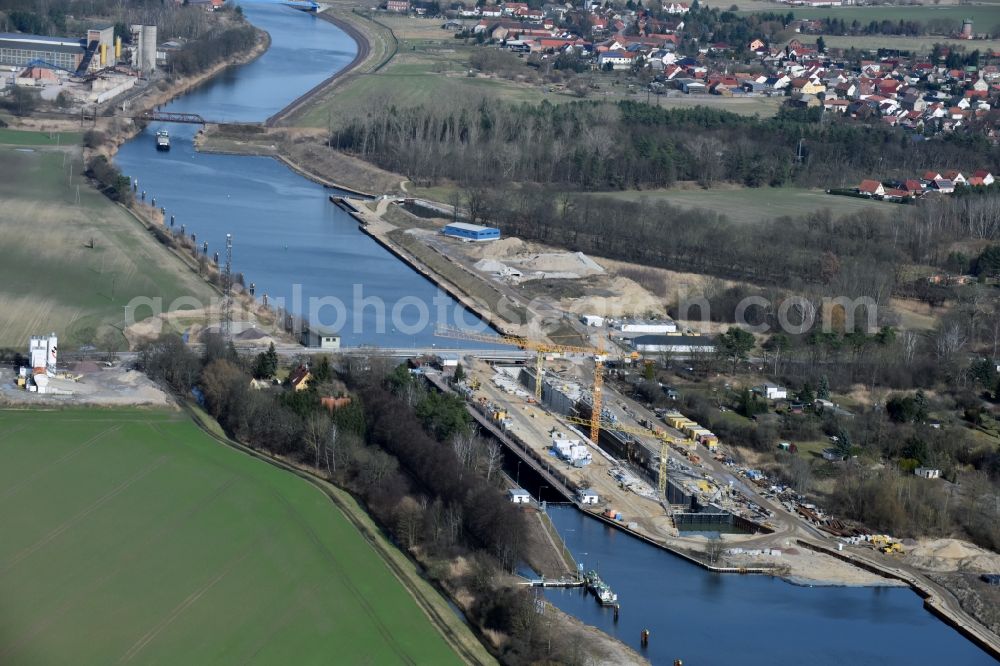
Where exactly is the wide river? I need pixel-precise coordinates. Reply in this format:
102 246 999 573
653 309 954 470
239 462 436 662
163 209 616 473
115 4 995 663
115 1 495 348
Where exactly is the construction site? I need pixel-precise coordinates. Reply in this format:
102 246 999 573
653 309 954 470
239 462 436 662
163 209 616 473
4 331 169 406
415 314 982 597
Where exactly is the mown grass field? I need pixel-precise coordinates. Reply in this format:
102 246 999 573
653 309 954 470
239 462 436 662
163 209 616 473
305 44 558 127
0 142 214 348
0 408 469 665
821 33 1000 52
0 128 83 146
764 4 1000 27
589 186 894 223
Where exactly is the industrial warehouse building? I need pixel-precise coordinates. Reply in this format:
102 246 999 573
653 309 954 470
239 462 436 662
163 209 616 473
631 335 716 354
442 222 500 241
0 25 115 74
0 24 158 77
616 317 678 334
0 33 89 71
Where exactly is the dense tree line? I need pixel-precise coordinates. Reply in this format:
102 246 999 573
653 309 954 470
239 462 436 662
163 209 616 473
0 0 230 42
168 24 257 78
86 155 133 204
332 100 1000 191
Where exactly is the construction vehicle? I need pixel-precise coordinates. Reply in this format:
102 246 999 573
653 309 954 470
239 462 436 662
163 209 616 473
880 541 904 555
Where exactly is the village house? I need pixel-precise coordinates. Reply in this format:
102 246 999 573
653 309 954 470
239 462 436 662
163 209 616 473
598 50 637 70
858 179 885 196
971 169 994 185
288 365 312 392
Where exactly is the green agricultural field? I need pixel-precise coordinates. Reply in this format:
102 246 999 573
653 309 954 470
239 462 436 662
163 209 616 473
0 142 214 348
589 186 893 223
0 128 83 146
765 4 1000 28
297 47 559 128
820 33 1000 52
0 408 473 665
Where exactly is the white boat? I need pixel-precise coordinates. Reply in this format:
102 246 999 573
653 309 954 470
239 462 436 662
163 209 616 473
155 129 170 151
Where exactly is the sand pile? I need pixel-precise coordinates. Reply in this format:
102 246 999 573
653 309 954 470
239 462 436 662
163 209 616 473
904 538 1000 573
506 252 605 277
560 277 666 318
474 259 510 274
475 237 528 259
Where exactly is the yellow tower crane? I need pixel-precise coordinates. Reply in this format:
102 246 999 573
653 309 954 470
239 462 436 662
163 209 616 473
434 326 606 443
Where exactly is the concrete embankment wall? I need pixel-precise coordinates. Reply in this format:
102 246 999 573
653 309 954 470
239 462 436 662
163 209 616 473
344 207 516 337
796 540 1000 660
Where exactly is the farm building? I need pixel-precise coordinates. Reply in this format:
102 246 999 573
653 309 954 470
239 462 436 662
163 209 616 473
914 467 941 479
756 383 788 400
442 222 500 242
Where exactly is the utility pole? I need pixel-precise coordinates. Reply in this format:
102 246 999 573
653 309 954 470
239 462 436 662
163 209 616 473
222 233 233 340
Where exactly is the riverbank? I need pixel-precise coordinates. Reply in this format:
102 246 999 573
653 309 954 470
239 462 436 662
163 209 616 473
266 7 387 126
90 26 272 163
338 196 526 336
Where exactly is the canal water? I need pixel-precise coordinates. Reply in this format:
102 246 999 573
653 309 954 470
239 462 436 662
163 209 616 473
114 4 995 663
115 1 498 348
543 506 994 665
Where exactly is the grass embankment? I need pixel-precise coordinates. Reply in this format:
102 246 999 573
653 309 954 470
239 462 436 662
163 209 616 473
0 407 475 665
0 144 215 348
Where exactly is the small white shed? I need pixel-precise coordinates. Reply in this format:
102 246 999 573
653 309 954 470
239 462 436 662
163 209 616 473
508 488 531 504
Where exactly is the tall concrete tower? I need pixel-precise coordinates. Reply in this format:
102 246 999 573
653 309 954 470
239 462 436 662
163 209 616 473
142 25 157 72
130 24 158 73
